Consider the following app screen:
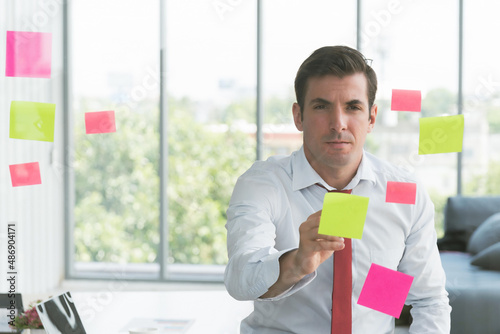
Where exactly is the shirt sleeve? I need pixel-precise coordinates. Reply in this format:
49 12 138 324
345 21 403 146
224 167 315 301
398 184 452 333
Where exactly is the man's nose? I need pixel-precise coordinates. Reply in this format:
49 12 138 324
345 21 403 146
329 107 347 133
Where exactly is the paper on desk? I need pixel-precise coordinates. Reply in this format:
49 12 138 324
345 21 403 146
9 101 56 142
391 89 421 112
318 192 369 239
357 263 414 318
6 31 52 78
418 114 464 155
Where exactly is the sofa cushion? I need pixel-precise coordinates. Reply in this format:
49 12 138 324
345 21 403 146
467 212 500 255
470 242 500 271
439 196 500 252
440 251 500 334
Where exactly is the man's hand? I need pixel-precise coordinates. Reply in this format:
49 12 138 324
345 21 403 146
260 210 345 298
294 210 345 276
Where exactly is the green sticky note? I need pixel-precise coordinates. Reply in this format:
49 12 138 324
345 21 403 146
419 114 464 155
318 192 369 239
9 101 56 142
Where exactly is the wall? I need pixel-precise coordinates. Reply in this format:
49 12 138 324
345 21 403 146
0 0 65 294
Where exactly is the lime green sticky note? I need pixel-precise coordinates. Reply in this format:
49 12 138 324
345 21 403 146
318 192 369 239
9 101 56 142
419 114 464 155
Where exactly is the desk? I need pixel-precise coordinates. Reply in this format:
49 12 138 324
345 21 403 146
70 290 253 334
21 291 410 333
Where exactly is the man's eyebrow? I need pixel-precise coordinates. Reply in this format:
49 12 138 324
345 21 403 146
309 98 332 106
308 98 367 106
345 99 365 106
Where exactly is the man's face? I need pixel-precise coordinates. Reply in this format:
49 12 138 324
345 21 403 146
293 73 377 177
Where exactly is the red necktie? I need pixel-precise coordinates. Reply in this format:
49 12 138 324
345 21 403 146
330 189 352 334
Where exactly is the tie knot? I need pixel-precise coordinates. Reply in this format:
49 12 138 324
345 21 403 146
316 183 352 194
329 189 352 194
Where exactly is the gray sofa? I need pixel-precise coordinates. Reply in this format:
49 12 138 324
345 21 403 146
437 196 500 334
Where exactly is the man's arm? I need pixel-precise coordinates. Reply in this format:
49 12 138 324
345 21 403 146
224 170 344 301
260 211 345 298
398 188 451 333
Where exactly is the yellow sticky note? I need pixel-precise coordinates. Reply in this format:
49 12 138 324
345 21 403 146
419 115 464 155
318 192 369 239
9 101 56 142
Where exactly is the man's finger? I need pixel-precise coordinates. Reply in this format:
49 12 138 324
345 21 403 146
316 239 346 252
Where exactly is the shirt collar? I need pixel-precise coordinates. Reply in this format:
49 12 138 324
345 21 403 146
292 146 377 192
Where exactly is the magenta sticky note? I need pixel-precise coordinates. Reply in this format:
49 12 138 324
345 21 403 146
391 89 421 112
6 31 52 78
357 263 414 318
386 181 417 205
9 162 42 187
85 111 116 134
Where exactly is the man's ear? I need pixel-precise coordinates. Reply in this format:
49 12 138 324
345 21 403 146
367 104 377 133
293 102 303 131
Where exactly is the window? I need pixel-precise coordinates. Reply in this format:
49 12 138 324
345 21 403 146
70 0 161 279
163 0 256 279
462 0 500 196
360 0 459 235
68 0 256 280
66 1 494 281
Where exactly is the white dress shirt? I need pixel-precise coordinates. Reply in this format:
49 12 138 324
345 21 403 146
225 147 451 334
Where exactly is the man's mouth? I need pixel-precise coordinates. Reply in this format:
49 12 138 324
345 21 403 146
326 141 350 148
328 141 349 144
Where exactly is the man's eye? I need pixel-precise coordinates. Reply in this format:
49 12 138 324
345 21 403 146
313 105 326 110
347 105 361 111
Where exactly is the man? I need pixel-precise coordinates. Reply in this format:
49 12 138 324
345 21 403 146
225 46 451 333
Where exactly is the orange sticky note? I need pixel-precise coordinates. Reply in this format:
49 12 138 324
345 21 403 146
391 89 421 112
386 181 417 205
358 263 414 318
9 162 42 187
85 110 116 134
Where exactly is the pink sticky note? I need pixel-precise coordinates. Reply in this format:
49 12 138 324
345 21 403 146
6 31 52 78
85 111 116 134
386 181 417 205
9 162 42 187
358 263 414 318
391 89 421 112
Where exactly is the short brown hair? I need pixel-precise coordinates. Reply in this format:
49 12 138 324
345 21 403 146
294 46 377 114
